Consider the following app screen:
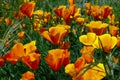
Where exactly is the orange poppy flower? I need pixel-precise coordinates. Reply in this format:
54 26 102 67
39 25 70 45
74 57 86 74
54 3 80 25
45 49 70 71
86 3 112 20
93 34 117 53
101 5 112 19
79 32 97 45
20 71 35 80
23 41 37 55
80 46 94 63
4 43 24 64
0 57 5 66
75 17 84 26
76 63 106 80
65 63 76 77
22 53 40 70
54 6 66 18
20 1 35 18
65 57 86 78
109 25 119 36
17 31 25 39
86 21 108 35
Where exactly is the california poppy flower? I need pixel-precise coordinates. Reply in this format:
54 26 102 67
17 31 25 39
39 25 70 45
109 25 119 36
80 46 94 63
79 32 97 45
65 62 106 80
4 43 24 64
65 57 86 78
85 3 112 20
93 34 117 53
54 6 66 18
45 49 70 71
76 63 106 80
20 1 35 18
23 41 37 55
22 53 40 70
86 21 108 35
20 71 35 80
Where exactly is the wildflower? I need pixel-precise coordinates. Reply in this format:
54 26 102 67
93 34 117 53
39 25 70 45
109 25 119 36
75 17 84 26
4 43 24 64
20 71 35 80
85 3 112 20
65 63 76 77
45 49 70 71
79 32 97 45
78 63 106 80
80 46 94 63
54 6 66 18
65 57 86 77
86 21 108 35
23 41 37 55
22 53 40 70
20 1 35 18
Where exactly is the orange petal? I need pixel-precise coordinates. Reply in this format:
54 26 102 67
20 1 35 18
0 57 5 66
74 57 86 73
